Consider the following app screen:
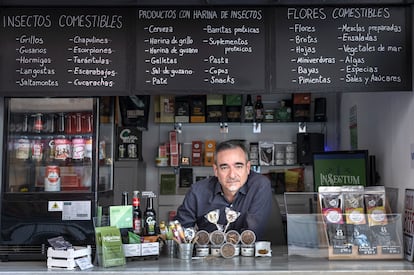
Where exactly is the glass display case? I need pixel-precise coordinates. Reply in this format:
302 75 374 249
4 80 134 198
7 98 96 193
0 97 114 260
284 192 403 260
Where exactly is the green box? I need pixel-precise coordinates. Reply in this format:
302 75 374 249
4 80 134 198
109 205 133 229
160 174 176 195
95 226 125 267
225 95 242 106
207 94 223 105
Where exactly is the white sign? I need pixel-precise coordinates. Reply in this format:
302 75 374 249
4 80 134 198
62 201 91 221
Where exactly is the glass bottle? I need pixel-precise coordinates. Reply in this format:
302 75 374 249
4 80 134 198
121 191 130 243
243 95 254 123
143 196 157 236
254 95 264 122
122 191 129 206
32 113 43 133
132 190 143 235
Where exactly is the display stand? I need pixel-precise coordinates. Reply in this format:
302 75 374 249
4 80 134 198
284 192 403 260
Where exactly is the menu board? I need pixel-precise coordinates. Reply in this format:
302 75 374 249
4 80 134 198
275 6 411 92
136 8 266 92
0 8 133 95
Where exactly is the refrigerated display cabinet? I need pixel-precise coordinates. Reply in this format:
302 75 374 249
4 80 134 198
0 97 114 261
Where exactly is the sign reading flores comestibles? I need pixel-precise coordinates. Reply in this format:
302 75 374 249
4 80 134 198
275 6 411 92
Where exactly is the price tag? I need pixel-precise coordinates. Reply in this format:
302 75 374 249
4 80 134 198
75 256 93 270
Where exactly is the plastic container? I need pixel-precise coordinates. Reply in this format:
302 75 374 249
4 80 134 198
241 230 256 245
220 243 236 258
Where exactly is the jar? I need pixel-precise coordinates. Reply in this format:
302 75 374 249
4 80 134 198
220 243 236 258
241 230 256 246
209 230 225 246
241 244 255 257
195 244 209 257
225 230 240 245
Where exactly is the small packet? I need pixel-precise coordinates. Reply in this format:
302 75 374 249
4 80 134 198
342 185 366 225
319 186 344 224
48 236 72 250
319 186 345 246
364 186 388 226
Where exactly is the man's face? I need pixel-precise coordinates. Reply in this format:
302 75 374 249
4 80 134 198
213 147 251 194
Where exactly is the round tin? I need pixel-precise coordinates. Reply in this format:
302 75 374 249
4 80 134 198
241 230 256 245
241 244 255 257
225 230 241 245
195 230 210 246
209 230 225 246
220 243 236 258
195 244 209 257
210 245 221 256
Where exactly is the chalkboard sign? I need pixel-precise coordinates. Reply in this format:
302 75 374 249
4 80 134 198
0 8 133 96
135 8 266 93
274 6 411 92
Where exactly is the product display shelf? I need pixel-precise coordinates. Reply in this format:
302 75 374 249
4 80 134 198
284 192 404 260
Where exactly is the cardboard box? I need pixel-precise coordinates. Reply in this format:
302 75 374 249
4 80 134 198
191 141 203 166
292 93 311 122
226 106 241 122
169 131 178 155
206 105 226 122
190 95 206 123
122 242 160 257
179 168 193 188
170 153 179 167
225 95 242 106
207 94 224 105
160 174 176 195
204 140 216 166
159 95 175 123
175 96 190 123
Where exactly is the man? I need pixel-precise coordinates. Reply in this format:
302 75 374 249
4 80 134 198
175 139 273 240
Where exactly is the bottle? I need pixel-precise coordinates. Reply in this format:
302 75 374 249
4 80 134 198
122 191 129 206
32 113 43 133
121 192 130 243
132 190 143 235
243 95 254 123
143 196 157 236
254 95 264 122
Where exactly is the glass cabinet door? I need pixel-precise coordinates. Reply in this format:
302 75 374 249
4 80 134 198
6 97 96 193
98 96 114 193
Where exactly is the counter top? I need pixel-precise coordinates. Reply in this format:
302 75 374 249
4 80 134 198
0 246 414 275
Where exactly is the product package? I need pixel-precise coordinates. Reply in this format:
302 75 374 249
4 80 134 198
319 186 346 246
259 141 274 166
95 226 125 267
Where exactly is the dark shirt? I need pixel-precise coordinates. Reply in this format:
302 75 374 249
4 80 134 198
175 171 272 240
